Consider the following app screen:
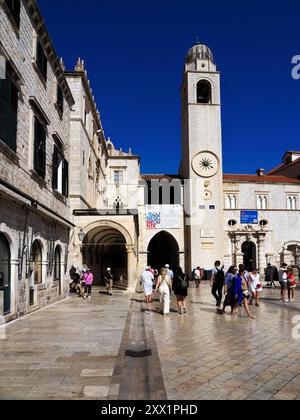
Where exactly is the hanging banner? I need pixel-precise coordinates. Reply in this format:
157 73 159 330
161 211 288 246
146 206 181 229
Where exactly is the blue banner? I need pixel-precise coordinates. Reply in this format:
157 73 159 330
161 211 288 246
241 211 258 224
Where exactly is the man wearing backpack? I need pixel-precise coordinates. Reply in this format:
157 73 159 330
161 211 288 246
210 261 225 307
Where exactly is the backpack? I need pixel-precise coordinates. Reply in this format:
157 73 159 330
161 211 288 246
178 274 188 289
215 268 225 285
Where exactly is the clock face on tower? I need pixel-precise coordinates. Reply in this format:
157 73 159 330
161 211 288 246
192 151 219 178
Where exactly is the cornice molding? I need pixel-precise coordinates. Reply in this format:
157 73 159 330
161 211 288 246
22 0 75 107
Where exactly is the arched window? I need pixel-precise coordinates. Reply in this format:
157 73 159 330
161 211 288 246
257 195 268 210
53 246 61 282
170 186 175 205
30 240 43 285
225 194 237 210
159 186 163 205
197 80 212 104
0 233 11 315
287 195 297 210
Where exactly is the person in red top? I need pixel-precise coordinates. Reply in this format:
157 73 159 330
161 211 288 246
83 268 94 300
287 266 297 302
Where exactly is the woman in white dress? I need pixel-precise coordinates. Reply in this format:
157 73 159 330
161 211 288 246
155 268 172 316
250 269 262 307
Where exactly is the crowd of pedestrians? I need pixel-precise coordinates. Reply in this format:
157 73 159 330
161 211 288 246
209 260 298 320
69 259 297 315
141 264 188 316
69 266 115 300
140 260 298 320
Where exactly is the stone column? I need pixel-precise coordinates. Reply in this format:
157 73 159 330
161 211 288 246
10 259 19 317
0 291 3 316
257 234 266 272
235 235 244 267
127 246 137 293
179 252 185 271
138 252 148 274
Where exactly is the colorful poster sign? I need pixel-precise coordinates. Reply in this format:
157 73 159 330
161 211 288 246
146 206 181 229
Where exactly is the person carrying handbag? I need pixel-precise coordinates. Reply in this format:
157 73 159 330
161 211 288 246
234 269 256 319
172 266 188 315
155 268 172 316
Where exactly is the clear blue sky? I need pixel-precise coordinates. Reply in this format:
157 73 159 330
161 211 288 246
38 0 300 175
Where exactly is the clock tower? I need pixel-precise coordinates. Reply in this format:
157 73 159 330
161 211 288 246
180 43 224 272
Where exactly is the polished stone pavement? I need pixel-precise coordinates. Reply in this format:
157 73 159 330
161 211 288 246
0 284 300 400
151 284 300 400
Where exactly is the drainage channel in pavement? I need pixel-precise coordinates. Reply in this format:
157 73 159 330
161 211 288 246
112 287 167 401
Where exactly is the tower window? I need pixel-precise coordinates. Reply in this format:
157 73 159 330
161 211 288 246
197 80 212 104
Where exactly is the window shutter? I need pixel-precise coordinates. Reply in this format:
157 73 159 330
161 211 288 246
62 159 69 197
4 0 20 26
0 75 18 152
52 145 59 189
34 117 46 178
36 41 47 81
57 85 64 114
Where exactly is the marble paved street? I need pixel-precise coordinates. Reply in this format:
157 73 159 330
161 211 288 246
0 289 131 400
151 284 300 400
0 284 300 400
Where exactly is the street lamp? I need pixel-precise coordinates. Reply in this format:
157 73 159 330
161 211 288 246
78 228 85 242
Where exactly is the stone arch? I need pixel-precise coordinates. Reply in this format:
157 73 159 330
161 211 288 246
79 221 135 289
0 225 17 260
82 220 134 248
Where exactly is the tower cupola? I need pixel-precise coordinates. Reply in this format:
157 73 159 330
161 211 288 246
185 43 216 72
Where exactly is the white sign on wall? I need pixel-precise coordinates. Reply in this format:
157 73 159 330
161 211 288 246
146 206 181 229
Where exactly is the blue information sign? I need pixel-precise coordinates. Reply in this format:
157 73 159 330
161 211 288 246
241 211 258 224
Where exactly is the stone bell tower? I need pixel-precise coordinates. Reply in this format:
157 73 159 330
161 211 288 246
180 43 224 272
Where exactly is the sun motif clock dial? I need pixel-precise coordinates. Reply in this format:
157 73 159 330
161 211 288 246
192 151 219 178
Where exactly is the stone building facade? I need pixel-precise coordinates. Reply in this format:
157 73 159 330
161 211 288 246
1 1 300 323
0 0 74 321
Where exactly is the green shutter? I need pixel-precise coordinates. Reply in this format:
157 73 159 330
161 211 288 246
36 41 47 81
57 85 64 113
34 117 46 178
4 0 20 26
0 75 18 152
62 159 69 197
52 145 59 189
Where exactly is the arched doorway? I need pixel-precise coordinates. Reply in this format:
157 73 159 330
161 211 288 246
29 240 43 306
53 246 62 295
82 227 128 287
148 231 179 271
242 241 257 272
286 243 300 266
0 234 11 315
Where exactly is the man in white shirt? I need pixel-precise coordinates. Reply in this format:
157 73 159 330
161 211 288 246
279 263 288 302
141 267 154 303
